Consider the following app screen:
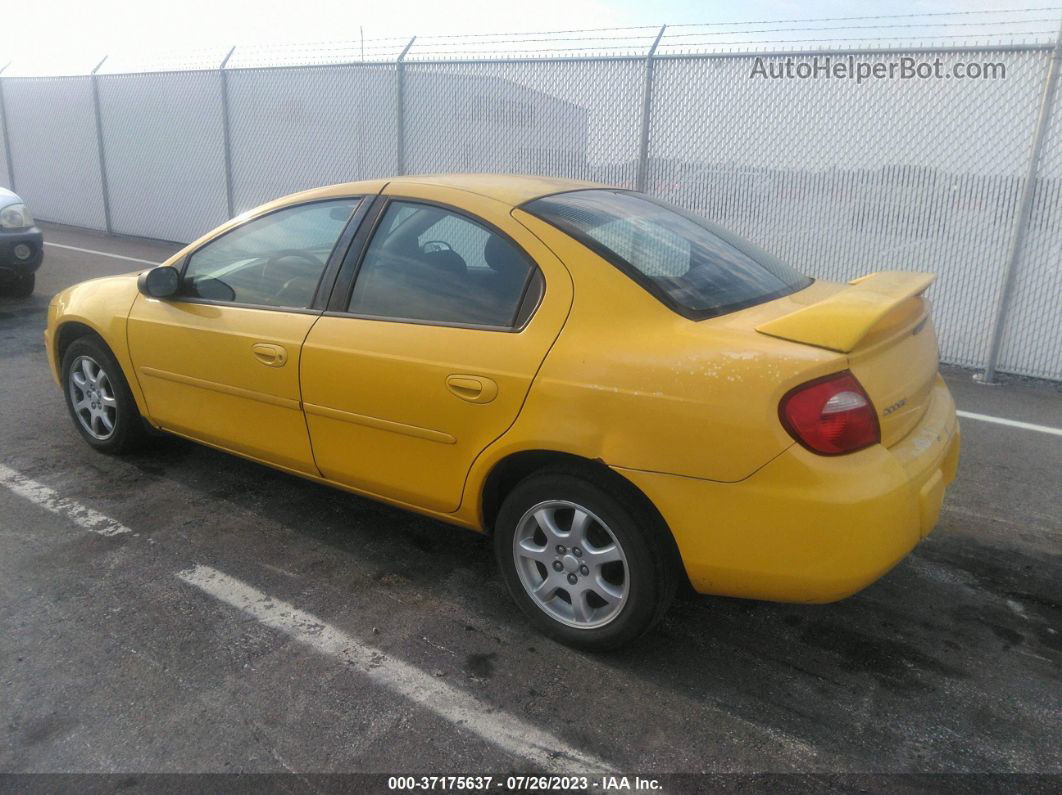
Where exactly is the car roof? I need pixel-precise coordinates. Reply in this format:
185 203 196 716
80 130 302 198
281 174 604 209
391 174 604 205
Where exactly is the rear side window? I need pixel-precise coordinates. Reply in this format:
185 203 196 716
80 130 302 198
524 189 811 318
348 201 541 328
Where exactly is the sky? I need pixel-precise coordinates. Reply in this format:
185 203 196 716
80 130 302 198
1 0 1059 74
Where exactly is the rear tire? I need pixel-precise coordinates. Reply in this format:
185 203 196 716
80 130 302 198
2 273 34 298
494 471 676 651
62 336 149 454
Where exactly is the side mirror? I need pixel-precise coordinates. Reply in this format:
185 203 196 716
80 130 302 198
190 277 236 302
138 266 180 299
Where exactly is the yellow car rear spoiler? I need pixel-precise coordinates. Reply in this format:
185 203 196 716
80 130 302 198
755 271 936 353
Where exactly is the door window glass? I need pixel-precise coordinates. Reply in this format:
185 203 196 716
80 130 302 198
183 199 360 308
348 201 538 328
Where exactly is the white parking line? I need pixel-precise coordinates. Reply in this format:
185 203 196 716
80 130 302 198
177 563 612 775
0 463 132 536
956 410 1062 437
0 460 610 771
44 241 161 266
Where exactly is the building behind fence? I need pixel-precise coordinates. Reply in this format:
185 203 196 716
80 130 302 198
1 33 1060 381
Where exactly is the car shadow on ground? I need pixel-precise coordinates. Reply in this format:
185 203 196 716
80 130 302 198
0 293 49 318
106 433 1061 770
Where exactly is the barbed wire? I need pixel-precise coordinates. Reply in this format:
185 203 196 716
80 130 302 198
404 32 1058 57
213 7 1062 48
3 8 1060 76
202 11 1062 58
358 7 1062 42
655 31 1058 48
324 18 1062 54
661 18 1061 37
666 6 1062 28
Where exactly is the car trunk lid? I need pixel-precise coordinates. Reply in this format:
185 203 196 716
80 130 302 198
755 271 939 447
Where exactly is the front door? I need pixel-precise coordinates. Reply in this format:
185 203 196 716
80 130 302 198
300 186 572 512
127 197 364 474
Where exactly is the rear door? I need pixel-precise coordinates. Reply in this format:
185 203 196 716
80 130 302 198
127 197 367 473
300 184 573 512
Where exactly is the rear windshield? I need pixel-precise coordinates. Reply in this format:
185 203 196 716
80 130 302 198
524 189 812 318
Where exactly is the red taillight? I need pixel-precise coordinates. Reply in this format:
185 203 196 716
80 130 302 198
779 371 880 455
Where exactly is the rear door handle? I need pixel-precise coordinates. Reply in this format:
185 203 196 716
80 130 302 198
252 343 288 367
446 374 498 404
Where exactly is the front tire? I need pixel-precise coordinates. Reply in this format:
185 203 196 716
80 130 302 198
494 471 676 650
62 336 149 454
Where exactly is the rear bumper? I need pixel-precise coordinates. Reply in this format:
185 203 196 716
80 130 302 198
0 227 44 277
617 375 960 603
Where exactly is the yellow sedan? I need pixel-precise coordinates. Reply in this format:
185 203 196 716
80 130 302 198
45 175 960 649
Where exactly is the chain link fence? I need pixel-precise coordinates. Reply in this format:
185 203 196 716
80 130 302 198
227 63 398 211
0 38 1059 380
96 70 230 242
1 75 107 230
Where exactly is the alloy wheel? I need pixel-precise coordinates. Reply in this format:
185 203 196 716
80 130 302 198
68 355 118 440
513 499 629 629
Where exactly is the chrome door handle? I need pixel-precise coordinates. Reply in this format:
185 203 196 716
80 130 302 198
252 343 288 367
446 374 498 404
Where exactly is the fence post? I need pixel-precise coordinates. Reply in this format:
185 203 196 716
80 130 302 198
395 36 416 176
635 25 666 193
219 46 237 219
981 23 1062 383
90 55 113 234
0 62 15 192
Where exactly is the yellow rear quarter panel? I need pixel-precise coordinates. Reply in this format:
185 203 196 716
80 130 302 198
490 211 846 484
618 377 960 602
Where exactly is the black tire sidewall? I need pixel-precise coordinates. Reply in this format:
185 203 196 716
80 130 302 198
494 472 670 651
61 336 145 453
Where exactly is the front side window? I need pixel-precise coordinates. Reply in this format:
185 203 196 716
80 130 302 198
348 201 539 328
182 199 360 308
524 190 811 318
